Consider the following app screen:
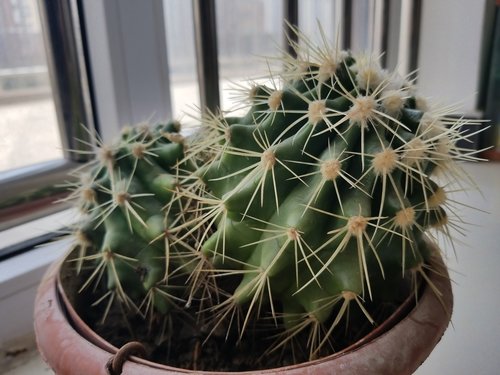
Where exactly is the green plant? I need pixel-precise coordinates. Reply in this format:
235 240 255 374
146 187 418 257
68 28 482 368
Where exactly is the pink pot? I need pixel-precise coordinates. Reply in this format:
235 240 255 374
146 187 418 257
34 249 452 375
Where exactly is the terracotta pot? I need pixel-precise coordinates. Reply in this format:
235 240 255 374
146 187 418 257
34 247 453 375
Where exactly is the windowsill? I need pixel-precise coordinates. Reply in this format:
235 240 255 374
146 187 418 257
0 210 75 369
0 236 70 369
0 208 77 310
0 208 76 251
0 237 70 301
0 159 81 232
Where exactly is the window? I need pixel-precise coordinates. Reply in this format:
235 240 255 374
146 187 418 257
215 0 284 111
0 0 493 257
164 0 199 121
0 0 62 172
0 0 93 241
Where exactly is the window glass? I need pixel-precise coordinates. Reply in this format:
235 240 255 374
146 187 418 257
299 0 342 48
0 0 62 173
163 0 200 123
351 0 376 52
216 0 283 113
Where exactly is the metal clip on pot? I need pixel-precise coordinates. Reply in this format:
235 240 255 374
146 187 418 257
106 341 148 375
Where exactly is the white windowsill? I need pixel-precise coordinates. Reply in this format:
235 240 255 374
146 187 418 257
0 236 70 301
0 210 75 371
0 208 76 250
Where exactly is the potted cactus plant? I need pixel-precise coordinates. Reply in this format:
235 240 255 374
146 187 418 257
34 27 480 374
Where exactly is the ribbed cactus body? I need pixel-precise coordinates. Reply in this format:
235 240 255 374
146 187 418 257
69 29 481 363
71 122 193 314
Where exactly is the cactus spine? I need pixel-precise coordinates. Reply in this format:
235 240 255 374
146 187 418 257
68 27 482 367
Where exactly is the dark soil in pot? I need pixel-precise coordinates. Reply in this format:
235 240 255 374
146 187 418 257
59 254 416 372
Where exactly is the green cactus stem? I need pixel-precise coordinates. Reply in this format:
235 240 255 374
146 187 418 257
67 26 485 368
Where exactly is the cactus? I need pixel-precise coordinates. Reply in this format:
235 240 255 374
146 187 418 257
68 28 482 368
